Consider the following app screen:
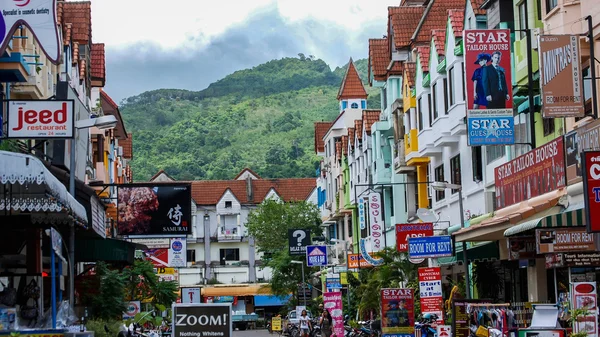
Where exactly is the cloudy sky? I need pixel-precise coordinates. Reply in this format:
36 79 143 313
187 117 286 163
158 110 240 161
89 0 397 103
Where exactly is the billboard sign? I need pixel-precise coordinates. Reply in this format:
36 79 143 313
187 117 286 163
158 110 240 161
117 184 192 236
368 192 384 252
463 29 514 146
323 292 344 337
380 288 414 337
565 120 600 185
536 228 596 254
418 267 443 323
408 236 453 259
0 0 61 63
396 223 434 252
6 100 74 139
172 303 232 337
144 249 169 267
168 238 187 267
288 229 312 256
494 136 565 209
546 252 600 268
539 35 584 118
306 245 328 267
347 253 374 268
583 151 600 232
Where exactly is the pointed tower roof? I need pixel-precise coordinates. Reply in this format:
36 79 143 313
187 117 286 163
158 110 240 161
337 58 368 100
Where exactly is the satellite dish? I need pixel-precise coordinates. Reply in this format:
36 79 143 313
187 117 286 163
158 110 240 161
409 257 425 264
417 208 438 223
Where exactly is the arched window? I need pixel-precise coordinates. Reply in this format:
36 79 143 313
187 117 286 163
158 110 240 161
351 102 359 109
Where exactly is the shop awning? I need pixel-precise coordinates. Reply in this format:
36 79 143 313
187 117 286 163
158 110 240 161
202 284 272 297
0 150 87 225
437 241 499 265
254 295 292 306
75 238 137 264
504 203 585 237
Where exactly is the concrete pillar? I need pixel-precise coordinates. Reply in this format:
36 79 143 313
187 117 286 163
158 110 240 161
248 237 256 282
526 258 548 302
204 214 211 280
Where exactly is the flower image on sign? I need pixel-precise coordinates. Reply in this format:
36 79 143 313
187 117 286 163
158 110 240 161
583 151 600 233
368 192 383 252
7 100 74 139
380 288 414 337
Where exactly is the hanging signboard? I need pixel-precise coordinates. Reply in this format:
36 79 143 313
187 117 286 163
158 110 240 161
467 109 515 146
347 253 374 269
572 282 598 337
583 151 600 232
288 229 312 256
396 223 434 252
6 100 75 139
536 228 596 254
380 288 414 337
418 267 444 323
168 238 187 267
495 136 565 209
367 192 383 252
172 303 232 337
539 35 584 118
408 236 453 259
306 245 328 267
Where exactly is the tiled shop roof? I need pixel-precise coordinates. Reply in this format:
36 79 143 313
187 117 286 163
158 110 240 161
413 0 465 44
91 43 106 84
389 6 426 49
448 9 465 38
61 1 92 44
432 29 446 56
338 58 368 100
363 110 381 135
404 62 417 87
314 122 333 153
418 46 431 72
369 38 389 81
470 0 487 15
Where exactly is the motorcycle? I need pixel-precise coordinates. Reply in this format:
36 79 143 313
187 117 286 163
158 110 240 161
415 313 439 337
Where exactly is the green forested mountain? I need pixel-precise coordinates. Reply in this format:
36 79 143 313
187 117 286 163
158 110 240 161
121 57 379 181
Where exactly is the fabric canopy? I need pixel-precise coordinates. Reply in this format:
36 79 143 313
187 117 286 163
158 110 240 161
437 241 499 266
504 203 585 237
254 295 292 306
202 284 272 297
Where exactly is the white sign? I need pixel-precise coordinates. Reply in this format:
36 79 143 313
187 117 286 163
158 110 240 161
573 282 598 337
123 301 141 319
7 100 74 138
0 0 61 63
168 238 187 267
130 238 171 249
367 192 383 252
437 325 452 337
50 228 62 258
182 287 201 304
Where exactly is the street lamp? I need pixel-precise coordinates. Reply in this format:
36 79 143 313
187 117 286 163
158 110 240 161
290 261 307 307
430 181 471 299
68 115 118 306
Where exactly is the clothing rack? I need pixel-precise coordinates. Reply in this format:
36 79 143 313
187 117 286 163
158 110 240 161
468 303 510 307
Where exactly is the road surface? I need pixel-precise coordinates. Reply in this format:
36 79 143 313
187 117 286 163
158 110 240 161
233 328 272 337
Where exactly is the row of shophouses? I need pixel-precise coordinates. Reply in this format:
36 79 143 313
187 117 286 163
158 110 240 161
0 0 137 315
316 0 600 309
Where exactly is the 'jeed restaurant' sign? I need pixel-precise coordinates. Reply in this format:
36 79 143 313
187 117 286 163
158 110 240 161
7 100 74 138
495 136 565 209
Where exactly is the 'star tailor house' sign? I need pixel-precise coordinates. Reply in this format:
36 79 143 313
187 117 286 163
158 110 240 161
7 100 74 138
0 0 61 63
173 303 232 337
495 137 565 209
117 184 192 236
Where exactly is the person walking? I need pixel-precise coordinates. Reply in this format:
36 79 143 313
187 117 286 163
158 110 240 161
299 310 311 337
319 310 334 337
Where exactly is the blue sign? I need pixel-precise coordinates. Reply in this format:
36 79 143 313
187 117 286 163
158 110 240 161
408 236 453 259
326 278 342 289
306 245 328 267
467 109 514 146
359 238 383 266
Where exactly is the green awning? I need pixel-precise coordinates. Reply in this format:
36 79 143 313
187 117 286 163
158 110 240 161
75 238 138 264
517 95 541 114
504 203 585 237
437 241 499 265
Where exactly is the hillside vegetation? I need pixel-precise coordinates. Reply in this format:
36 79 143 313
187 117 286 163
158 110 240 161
120 56 378 181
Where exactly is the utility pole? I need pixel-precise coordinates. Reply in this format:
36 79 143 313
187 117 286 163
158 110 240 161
587 16 598 119
524 1 536 148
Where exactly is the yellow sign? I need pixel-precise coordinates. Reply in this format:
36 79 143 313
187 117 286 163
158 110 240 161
156 267 176 274
340 272 359 285
272 316 282 331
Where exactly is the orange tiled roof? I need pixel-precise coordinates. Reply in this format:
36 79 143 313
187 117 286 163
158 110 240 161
61 1 92 44
63 23 72 46
404 62 417 87
348 127 355 147
390 6 426 49
191 178 316 205
149 169 174 182
413 0 465 45
470 0 486 15
79 59 86 80
335 139 342 160
121 133 133 159
418 46 430 72
91 43 106 85
448 9 465 38
362 110 381 135
100 90 118 110
354 120 363 141
389 61 403 76
314 122 333 153
432 29 446 56
72 42 79 65
337 58 368 100
369 38 389 82
342 135 348 155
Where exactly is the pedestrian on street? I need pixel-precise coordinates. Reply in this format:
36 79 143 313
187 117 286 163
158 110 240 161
319 310 333 337
299 309 311 337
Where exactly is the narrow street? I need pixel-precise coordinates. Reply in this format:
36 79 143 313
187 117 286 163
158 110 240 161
233 329 272 337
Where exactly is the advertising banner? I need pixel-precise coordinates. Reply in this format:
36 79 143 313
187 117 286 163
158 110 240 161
368 192 384 252
168 238 187 267
463 29 514 146
6 100 74 139
130 238 171 249
565 120 600 185
182 287 201 304
326 277 342 290
507 237 538 260
536 229 596 254
0 0 61 63
494 136 565 209
572 282 598 337
117 184 192 236
418 267 444 322
396 223 434 252
323 291 344 337
539 35 584 118
380 288 414 337
408 236 453 259
583 151 600 232
144 249 169 267
172 303 232 337
288 229 312 256
546 252 600 268
347 253 374 268
306 245 328 267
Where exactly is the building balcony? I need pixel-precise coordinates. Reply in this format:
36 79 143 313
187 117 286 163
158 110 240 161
0 52 29 82
217 226 243 242
394 139 414 174
433 132 461 147
10 71 45 98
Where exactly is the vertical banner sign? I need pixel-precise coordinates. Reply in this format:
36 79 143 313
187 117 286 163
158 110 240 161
368 192 383 252
172 303 232 337
396 223 434 252
168 238 187 267
539 35 584 118
323 292 344 337
418 267 444 322
463 29 514 146
380 289 414 337
583 151 600 233
494 136 565 209
358 198 367 231
572 282 597 337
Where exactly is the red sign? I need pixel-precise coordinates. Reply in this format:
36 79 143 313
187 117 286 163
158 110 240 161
380 288 414 336
584 151 600 232
144 249 169 267
494 136 565 209
395 223 434 252
418 267 444 323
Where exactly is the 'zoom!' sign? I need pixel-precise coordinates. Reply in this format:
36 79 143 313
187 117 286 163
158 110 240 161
172 303 232 337
7 100 74 139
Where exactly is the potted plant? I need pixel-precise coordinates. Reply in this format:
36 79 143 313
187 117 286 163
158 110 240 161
569 307 591 337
